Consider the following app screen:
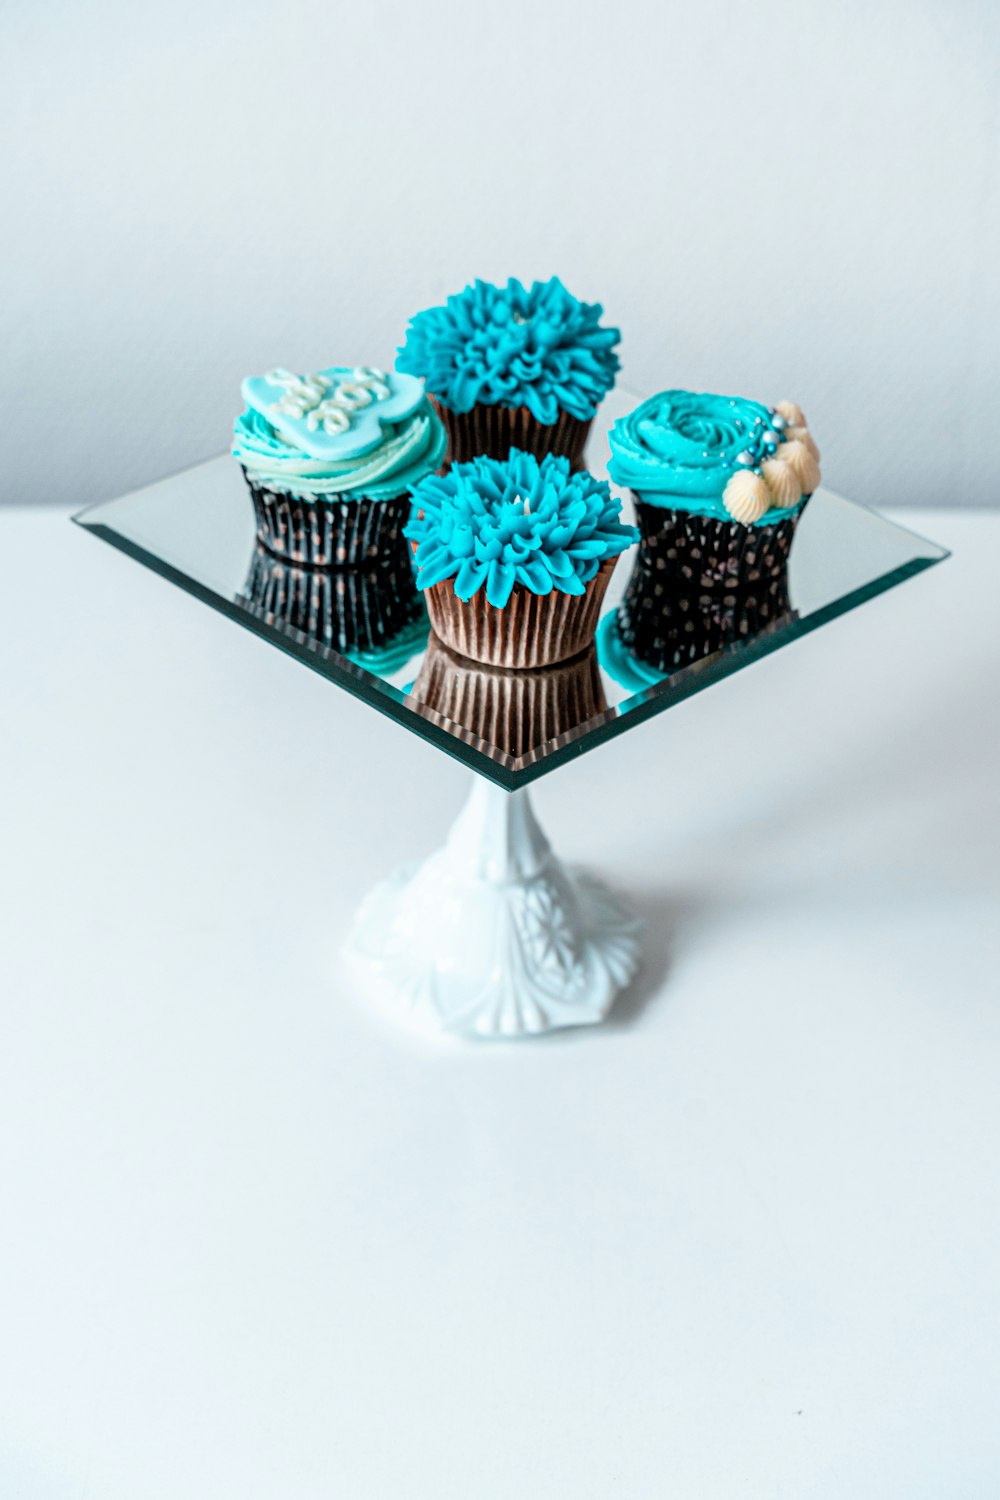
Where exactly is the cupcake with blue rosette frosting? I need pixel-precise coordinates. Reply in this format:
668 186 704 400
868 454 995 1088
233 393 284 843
607 392 820 665
397 278 620 469
406 448 638 669
233 364 446 568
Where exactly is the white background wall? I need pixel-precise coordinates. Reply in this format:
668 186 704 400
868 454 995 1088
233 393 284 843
3 0 998 510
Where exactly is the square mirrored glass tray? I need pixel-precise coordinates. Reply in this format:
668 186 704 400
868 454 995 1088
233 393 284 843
74 390 948 793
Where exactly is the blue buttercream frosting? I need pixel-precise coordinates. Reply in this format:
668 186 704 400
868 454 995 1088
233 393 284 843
406 448 638 610
233 364 446 501
608 390 805 526
595 613 668 694
397 278 621 424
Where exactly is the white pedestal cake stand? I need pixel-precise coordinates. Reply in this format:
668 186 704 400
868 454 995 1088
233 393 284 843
346 776 641 1039
73 454 949 1046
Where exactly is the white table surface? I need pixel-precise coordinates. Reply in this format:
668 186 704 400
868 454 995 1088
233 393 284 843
1 504 998 1500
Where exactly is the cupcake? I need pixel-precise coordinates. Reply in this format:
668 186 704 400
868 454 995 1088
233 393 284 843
233 364 446 568
406 448 638 670
607 391 821 598
239 543 426 659
397 277 620 469
412 636 608 760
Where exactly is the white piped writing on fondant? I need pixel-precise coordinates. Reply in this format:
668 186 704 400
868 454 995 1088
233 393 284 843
266 366 392 436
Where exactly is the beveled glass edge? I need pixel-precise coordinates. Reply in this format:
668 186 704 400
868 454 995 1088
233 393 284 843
506 552 945 788
72 490 949 794
72 516 526 789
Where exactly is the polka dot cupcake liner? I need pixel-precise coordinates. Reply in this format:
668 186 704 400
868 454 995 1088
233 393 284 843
616 497 801 672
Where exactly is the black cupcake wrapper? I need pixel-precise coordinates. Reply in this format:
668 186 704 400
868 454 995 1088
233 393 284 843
239 545 424 656
616 497 801 673
430 397 592 470
618 584 794 674
243 470 412 569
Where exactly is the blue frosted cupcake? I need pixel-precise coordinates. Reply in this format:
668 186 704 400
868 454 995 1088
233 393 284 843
397 278 620 469
608 392 820 662
406 448 638 669
233 365 446 567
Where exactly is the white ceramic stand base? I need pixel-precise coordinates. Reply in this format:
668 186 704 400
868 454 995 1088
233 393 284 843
346 776 641 1039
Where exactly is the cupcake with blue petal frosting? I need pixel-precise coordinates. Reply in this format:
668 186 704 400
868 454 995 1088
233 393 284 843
607 391 820 663
397 278 620 470
406 448 638 669
233 364 446 568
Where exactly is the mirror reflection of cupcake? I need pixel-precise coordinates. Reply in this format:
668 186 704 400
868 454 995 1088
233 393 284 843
397 278 620 470
239 544 425 658
616 568 795 674
608 391 821 596
406 448 638 670
413 635 607 759
233 364 445 568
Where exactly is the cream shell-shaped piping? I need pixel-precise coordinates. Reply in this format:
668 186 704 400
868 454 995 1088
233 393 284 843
761 457 803 509
779 439 821 494
775 399 806 428
723 469 771 525
785 425 820 461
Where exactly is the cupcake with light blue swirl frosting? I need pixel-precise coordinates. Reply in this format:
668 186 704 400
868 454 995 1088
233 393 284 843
397 278 620 470
406 447 637 669
607 391 821 666
233 364 446 568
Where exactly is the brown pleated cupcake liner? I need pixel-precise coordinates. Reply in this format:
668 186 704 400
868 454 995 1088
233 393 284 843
239 544 423 655
243 470 412 569
424 556 617 670
413 637 608 759
430 397 592 470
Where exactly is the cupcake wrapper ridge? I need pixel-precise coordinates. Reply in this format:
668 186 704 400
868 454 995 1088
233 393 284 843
240 545 424 656
244 470 412 569
424 556 618 670
413 638 607 759
431 397 592 470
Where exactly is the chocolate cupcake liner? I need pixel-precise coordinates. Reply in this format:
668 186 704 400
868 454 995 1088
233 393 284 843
414 636 607 759
424 556 618 670
239 544 424 656
430 397 592 470
243 470 412 569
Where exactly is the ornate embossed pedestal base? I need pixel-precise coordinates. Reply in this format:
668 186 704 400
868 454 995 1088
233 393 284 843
345 778 641 1039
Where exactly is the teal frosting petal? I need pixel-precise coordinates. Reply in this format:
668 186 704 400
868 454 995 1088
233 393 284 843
232 385 446 503
397 278 620 422
406 448 638 606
